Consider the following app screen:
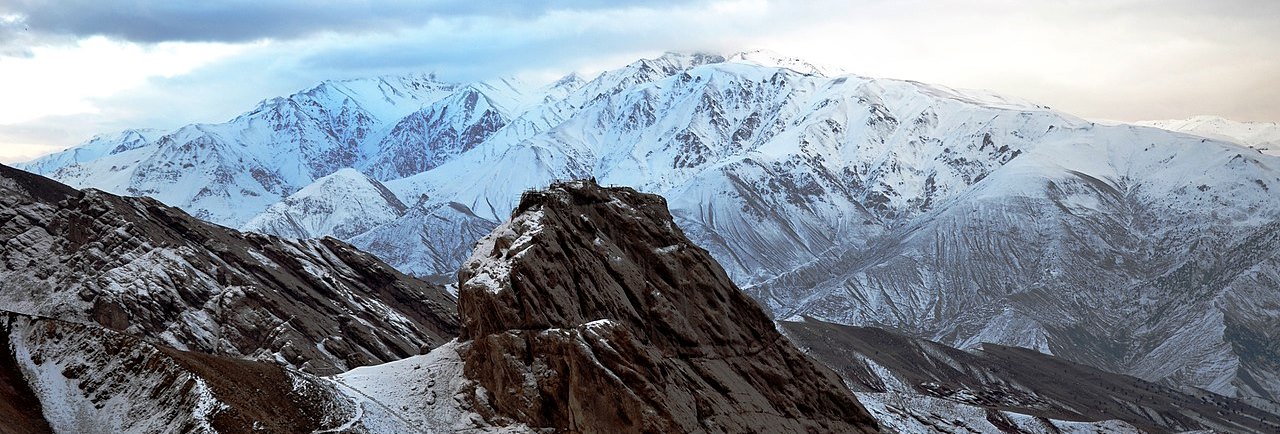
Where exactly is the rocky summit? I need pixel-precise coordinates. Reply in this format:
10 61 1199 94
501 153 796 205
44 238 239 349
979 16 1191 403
454 179 880 433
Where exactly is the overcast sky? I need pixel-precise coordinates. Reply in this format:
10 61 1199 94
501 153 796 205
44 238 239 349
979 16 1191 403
0 0 1277 163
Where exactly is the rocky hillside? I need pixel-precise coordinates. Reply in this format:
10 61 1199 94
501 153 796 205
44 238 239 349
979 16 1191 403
0 164 458 375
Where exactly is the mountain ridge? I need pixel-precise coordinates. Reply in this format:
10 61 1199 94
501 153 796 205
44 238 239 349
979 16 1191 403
17 51 1280 408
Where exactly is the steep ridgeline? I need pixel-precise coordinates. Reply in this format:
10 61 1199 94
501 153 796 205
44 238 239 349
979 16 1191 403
0 164 458 375
452 180 879 433
0 311 368 434
782 318 1280 433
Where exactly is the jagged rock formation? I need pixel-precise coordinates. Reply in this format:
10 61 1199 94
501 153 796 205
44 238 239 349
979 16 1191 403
782 318 1280 433
454 180 880 433
0 164 458 375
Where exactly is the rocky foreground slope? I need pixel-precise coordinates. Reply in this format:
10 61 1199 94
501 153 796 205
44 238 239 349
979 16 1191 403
0 164 458 374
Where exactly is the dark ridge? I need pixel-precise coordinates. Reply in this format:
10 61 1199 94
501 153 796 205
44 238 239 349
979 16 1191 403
0 164 78 204
783 317 1280 434
0 309 356 433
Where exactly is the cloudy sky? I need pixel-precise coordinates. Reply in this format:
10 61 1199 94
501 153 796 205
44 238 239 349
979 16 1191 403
0 0 1276 163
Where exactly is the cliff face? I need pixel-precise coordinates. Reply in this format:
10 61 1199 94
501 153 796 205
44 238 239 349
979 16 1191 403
0 164 458 375
455 180 879 433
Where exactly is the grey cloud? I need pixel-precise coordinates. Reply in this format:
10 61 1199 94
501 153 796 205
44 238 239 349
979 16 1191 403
0 0 704 44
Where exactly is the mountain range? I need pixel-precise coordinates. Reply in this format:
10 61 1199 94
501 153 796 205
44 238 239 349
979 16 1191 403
18 50 1280 414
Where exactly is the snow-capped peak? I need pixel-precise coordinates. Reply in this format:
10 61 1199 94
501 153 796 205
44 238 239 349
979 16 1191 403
727 49 843 77
241 167 407 240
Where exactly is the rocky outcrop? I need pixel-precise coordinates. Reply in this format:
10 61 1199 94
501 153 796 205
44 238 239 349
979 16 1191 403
0 164 459 375
455 180 879 433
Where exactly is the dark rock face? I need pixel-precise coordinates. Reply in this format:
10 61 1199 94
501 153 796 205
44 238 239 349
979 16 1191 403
0 317 53 434
0 164 459 375
456 180 879 433
782 318 1280 434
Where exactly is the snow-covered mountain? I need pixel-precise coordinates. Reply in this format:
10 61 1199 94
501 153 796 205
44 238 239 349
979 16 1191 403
18 75 454 226
1137 115 1280 156
747 123 1280 404
17 128 162 176
242 168 407 239
361 80 524 181
19 51 1280 409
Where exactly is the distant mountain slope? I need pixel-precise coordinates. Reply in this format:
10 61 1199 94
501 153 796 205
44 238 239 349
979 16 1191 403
242 168 408 240
782 318 1280 433
347 201 497 281
1137 115 1280 156
0 164 458 375
749 127 1280 407
16 75 454 226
